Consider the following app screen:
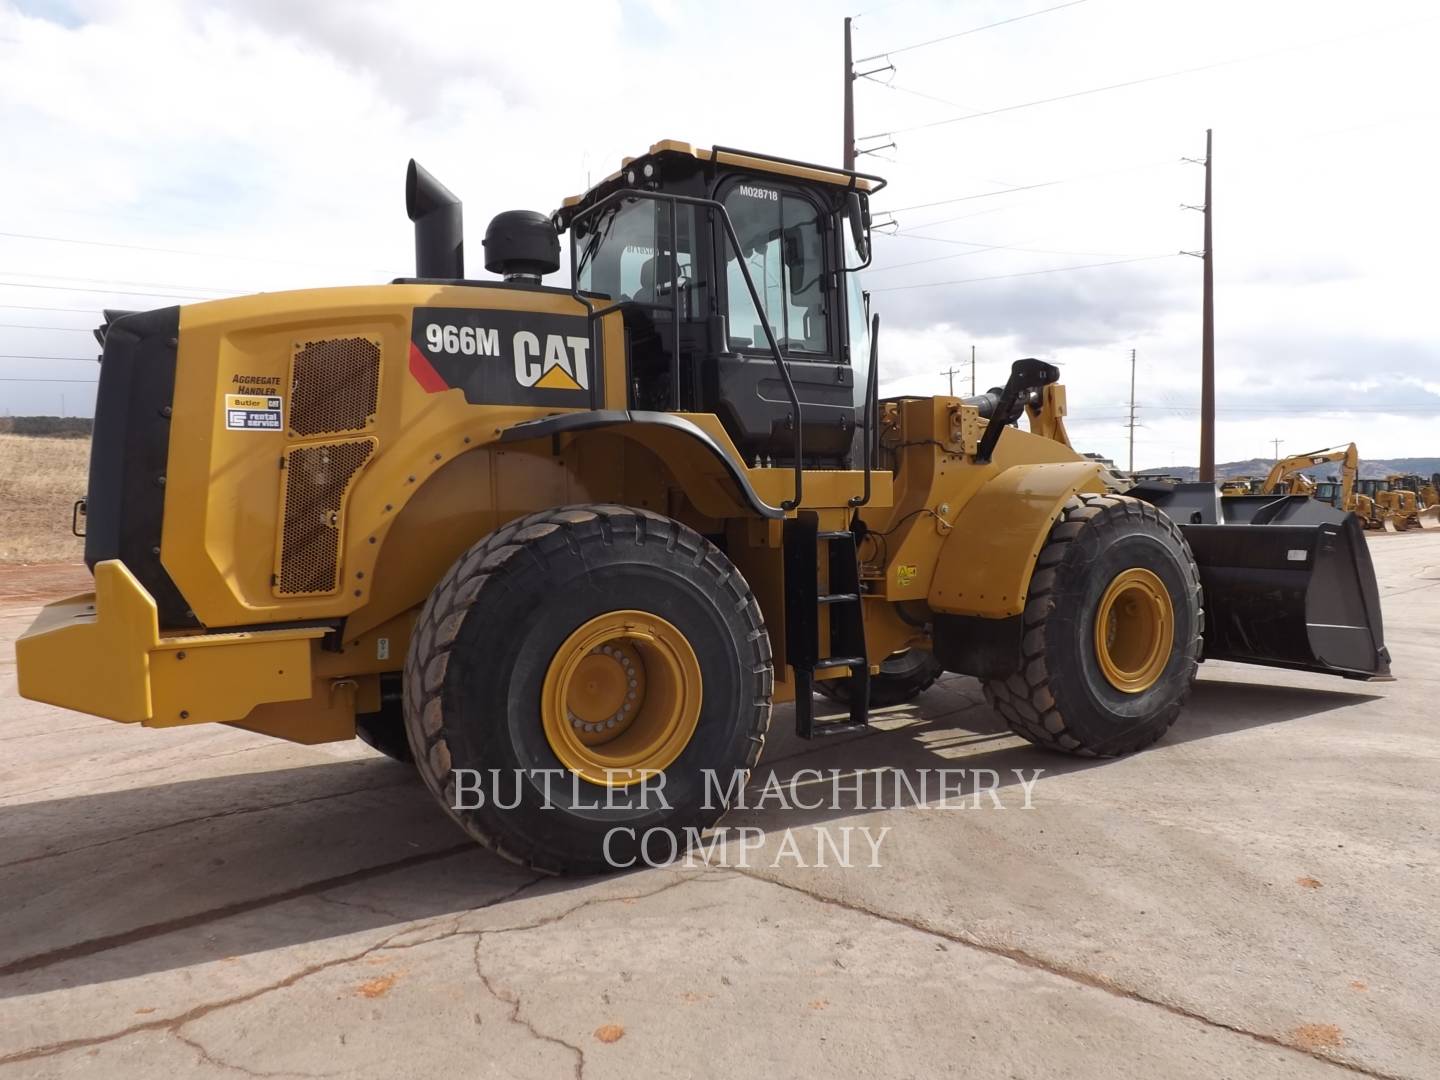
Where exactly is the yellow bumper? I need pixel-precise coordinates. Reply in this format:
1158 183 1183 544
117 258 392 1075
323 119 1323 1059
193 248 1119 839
17 560 326 727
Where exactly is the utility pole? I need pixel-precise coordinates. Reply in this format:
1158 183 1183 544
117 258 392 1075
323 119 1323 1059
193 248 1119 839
1201 129 1214 483
1272 438 1284 462
842 18 893 165
1127 348 1138 474
1183 129 1214 482
940 365 961 397
843 17 855 169
970 344 977 395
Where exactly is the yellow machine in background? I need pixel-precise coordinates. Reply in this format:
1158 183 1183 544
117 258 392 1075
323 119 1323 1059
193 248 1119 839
16 141 1393 873
1260 444 1357 499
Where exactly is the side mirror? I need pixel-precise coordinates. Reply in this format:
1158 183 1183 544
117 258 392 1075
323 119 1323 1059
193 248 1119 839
846 191 870 265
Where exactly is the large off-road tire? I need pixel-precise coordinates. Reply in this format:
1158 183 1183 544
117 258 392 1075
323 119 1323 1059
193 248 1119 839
817 649 943 707
404 504 773 874
983 494 1202 757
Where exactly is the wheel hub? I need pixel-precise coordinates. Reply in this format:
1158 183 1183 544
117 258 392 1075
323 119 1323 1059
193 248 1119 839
1093 568 1174 694
541 611 702 787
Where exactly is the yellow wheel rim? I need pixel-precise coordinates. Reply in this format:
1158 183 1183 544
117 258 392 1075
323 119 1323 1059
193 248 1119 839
540 610 702 787
1093 568 1174 694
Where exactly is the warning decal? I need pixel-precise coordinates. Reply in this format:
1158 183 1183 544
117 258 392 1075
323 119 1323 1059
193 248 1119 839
225 393 284 431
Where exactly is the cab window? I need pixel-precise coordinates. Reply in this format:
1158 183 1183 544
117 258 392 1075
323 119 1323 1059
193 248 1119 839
723 184 829 354
576 200 702 316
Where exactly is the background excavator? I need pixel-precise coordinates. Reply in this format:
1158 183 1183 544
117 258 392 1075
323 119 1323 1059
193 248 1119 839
1260 444 1357 499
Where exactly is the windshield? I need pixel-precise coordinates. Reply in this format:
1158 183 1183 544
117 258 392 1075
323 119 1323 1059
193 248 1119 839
576 200 701 314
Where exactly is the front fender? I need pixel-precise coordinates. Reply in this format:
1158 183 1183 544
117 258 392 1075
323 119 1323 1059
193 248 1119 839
927 461 1105 617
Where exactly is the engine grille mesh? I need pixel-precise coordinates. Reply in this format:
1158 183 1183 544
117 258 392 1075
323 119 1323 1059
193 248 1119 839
276 439 375 596
288 336 381 437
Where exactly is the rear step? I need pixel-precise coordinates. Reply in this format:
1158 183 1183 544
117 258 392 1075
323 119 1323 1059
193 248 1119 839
784 516 871 738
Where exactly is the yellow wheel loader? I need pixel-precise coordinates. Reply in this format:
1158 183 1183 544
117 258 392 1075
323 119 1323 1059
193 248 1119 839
16 142 1391 873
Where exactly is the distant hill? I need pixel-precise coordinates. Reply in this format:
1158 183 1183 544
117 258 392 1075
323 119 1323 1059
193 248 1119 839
0 416 93 438
1135 456 1440 482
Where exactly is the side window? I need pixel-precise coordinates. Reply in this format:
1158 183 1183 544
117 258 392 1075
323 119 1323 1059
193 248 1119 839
781 195 828 353
723 185 829 354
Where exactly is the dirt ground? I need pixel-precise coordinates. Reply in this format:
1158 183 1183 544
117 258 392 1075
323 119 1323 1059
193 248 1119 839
0 534 1436 1079
0 435 87 564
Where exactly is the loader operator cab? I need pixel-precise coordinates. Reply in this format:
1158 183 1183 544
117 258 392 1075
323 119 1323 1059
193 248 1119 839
557 142 884 469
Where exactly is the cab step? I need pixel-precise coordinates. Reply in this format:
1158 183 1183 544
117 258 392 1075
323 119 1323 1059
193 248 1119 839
784 514 871 739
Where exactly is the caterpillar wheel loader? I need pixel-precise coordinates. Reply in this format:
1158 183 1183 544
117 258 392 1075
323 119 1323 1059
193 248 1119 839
1375 475 1431 532
16 142 1391 873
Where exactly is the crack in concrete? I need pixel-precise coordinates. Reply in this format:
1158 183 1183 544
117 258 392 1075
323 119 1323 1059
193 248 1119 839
472 939 586 1080
0 876 544 1068
0 844 478 978
461 873 705 1080
0 871 704 1071
170 1028 341 1080
736 869 1415 1080
0 780 419 871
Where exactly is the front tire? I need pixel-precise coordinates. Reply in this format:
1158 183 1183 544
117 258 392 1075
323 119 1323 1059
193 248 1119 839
984 494 1202 757
404 505 773 874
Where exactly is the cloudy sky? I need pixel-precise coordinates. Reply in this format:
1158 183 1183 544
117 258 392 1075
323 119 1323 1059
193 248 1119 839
1 0 1436 469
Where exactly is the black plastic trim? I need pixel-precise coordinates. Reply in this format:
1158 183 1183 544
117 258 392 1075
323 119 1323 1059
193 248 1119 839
84 305 199 629
497 409 784 519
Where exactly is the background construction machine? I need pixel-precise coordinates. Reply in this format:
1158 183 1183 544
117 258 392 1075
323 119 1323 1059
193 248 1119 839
15 142 1391 873
1260 444 1357 500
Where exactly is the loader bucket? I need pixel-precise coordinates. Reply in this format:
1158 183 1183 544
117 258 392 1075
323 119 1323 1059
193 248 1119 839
1129 484 1391 680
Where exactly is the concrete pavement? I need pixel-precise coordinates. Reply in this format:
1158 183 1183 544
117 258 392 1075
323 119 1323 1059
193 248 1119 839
1 533 1436 1079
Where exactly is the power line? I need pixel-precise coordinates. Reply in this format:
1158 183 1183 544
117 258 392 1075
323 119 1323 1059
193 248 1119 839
0 323 95 332
859 16 1440 140
868 254 1179 292
0 229 391 274
855 0 1088 63
0 280 223 301
868 236 1167 272
0 376 97 383
882 157 1178 217
0 354 96 362
0 268 242 294
0 303 104 314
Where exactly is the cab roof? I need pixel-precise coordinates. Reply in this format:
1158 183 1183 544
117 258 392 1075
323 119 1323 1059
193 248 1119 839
558 140 884 211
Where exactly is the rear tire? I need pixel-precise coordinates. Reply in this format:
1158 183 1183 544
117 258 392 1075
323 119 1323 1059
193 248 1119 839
983 494 1202 757
817 649 943 707
404 504 773 874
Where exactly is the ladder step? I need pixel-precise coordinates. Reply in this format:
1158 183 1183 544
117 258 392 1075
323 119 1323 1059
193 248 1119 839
815 655 865 670
805 720 871 737
817 592 860 604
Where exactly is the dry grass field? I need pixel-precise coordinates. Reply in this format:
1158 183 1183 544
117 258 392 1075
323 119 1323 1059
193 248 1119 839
0 433 88 563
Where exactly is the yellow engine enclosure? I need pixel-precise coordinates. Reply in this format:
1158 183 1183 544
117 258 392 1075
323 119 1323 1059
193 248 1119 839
17 284 1099 742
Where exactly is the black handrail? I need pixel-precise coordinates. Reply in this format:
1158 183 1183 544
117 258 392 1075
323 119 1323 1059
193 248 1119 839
709 146 889 197
566 188 807 510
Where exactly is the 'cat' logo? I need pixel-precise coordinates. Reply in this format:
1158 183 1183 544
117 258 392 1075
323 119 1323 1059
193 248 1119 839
512 331 591 391
410 307 602 407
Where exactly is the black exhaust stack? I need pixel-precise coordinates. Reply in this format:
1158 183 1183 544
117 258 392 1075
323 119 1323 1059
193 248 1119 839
406 160 463 279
